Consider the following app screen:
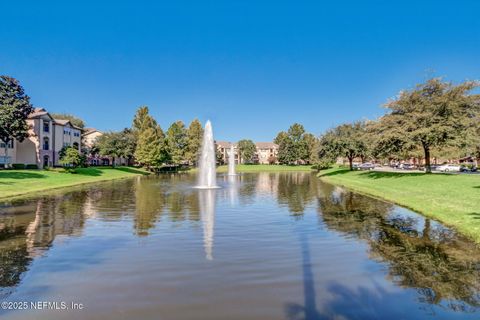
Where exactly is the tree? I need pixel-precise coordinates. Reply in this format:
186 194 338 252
50 113 85 128
59 146 82 170
0 76 33 167
302 133 318 164
186 119 204 165
166 121 188 164
275 123 314 165
317 122 368 170
131 106 168 169
135 125 168 169
237 139 256 163
132 106 156 133
96 129 136 166
376 78 479 173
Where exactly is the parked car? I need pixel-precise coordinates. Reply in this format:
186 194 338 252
399 163 416 170
358 163 375 170
437 164 461 172
460 165 478 173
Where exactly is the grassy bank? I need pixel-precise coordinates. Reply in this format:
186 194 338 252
319 167 480 243
216 164 314 173
0 167 149 200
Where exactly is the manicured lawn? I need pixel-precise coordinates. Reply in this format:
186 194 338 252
216 164 314 173
319 167 480 243
0 167 149 200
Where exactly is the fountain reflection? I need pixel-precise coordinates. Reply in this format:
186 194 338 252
198 189 216 260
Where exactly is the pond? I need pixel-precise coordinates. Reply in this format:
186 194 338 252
0 172 479 319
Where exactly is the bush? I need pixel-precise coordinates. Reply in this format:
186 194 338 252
312 160 333 171
26 164 38 169
12 163 25 169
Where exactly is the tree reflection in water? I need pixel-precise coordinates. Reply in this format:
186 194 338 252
0 173 479 317
316 181 480 313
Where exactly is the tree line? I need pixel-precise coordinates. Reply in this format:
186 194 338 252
317 78 480 173
93 106 204 169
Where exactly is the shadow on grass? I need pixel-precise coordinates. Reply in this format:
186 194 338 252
114 167 150 175
468 213 480 220
0 171 46 180
73 168 103 176
318 168 351 177
319 169 427 179
358 171 425 179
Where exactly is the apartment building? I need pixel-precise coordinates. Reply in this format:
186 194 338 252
216 141 278 164
0 108 82 168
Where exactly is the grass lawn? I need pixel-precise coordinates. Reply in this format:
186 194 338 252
216 164 314 173
319 167 480 243
0 167 149 200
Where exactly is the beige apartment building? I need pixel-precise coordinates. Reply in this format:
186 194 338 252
216 141 278 164
0 108 82 168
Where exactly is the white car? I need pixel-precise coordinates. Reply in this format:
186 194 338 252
437 164 461 172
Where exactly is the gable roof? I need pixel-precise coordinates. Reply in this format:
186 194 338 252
53 118 83 130
255 142 278 149
83 127 101 136
28 108 54 120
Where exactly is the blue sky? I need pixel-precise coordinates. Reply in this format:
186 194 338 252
2 1 480 141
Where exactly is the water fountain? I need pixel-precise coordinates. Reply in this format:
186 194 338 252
196 120 218 189
227 144 236 176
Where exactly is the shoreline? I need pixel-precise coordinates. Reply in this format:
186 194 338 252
318 167 480 244
0 167 150 202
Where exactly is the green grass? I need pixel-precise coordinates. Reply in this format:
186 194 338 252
319 167 480 243
0 167 149 200
216 164 314 173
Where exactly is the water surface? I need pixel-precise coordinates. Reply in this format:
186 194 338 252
0 173 479 319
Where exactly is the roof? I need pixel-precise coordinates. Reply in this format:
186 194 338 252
28 108 53 119
215 141 233 148
83 127 101 135
255 142 278 149
53 118 83 130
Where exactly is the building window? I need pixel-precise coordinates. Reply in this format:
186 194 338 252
43 137 49 150
63 142 71 147
0 140 14 149
43 121 50 132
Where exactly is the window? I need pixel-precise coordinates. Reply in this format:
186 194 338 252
43 121 50 132
63 142 71 147
43 137 49 150
0 140 14 149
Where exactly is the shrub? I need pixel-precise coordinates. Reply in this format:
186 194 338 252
25 164 38 169
312 159 333 171
12 163 25 169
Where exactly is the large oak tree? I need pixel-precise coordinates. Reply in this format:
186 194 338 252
375 78 479 173
0 76 34 166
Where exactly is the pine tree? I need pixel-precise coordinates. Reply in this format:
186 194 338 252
166 121 187 164
185 119 204 166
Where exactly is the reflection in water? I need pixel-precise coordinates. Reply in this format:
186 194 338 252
285 233 322 320
0 192 89 299
199 189 216 260
0 173 479 319
316 181 480 314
